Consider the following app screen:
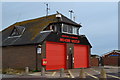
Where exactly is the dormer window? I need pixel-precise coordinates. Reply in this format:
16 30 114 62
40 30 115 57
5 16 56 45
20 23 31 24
43 23 62 32
62 24 79 35
9 26 25 38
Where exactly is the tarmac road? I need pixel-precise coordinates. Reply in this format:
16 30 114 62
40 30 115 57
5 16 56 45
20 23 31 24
1 66 120 79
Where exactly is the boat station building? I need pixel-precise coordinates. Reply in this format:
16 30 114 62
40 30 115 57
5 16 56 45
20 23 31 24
2 13 92 70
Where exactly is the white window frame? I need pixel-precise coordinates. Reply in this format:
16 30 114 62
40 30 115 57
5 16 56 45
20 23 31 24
40 30 53 33
73 27 78 35
62 24 68 34
62 23 79 35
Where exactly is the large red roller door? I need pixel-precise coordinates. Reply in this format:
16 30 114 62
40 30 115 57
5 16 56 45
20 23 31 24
74 44 89 68
46 42 66 70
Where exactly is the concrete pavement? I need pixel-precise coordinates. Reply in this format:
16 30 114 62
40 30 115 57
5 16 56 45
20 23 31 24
1 66 120 79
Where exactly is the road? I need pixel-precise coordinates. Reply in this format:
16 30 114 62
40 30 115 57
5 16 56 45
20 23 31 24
1 66 120 80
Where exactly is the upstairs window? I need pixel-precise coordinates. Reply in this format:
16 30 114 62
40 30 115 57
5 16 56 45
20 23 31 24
43 23 79 35
68 25 73 33
62 24 68 33
73 27 78 35
9 26 25 38
43 23 62 33
62 24 79 35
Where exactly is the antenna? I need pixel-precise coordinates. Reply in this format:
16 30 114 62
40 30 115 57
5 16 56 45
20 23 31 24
73 16 75 21
69 10 74 20
44 3 50 16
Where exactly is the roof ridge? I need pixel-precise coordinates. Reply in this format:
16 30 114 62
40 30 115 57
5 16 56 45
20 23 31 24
15 13 57 25
60 14 80 26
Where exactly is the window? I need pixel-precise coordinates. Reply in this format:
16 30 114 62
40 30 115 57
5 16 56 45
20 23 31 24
44 24 61 32
9 26 25 38
11 28 19 36
51 24 57 32
62 24 68 33
68 25 72 33
73 27 78 35
62 24 79 35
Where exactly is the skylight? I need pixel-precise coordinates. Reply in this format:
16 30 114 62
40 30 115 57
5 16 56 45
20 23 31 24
9 26 25 38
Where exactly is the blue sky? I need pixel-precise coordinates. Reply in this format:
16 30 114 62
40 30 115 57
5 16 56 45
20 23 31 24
2 2 118 55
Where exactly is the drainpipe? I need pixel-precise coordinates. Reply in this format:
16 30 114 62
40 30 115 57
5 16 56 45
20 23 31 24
35 46 38 71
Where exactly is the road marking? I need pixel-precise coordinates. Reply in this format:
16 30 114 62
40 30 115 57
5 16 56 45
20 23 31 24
85 72 99 80
107 74 120 79
51 71 56 76
65 73 70 78
90 68 100 74
66 75 70 78
92 68 120 79
68 70 74 78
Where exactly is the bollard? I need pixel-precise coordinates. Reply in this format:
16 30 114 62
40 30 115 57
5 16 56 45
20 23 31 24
100 68 107 79
79 68 86 78
60 68 64 77
25 67 29 74
41 67 45 77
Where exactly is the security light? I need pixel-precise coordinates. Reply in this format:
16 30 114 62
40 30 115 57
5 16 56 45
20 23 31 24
56 14 61 18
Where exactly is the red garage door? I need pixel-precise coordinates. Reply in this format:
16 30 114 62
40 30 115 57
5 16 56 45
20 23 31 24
46 42 66 70
74 44 89 68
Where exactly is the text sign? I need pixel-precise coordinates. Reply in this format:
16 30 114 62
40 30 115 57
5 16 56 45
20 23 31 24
59 35 80 44
37 48 41 54
61 35 78 39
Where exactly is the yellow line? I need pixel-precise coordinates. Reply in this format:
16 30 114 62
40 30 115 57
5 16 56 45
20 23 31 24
51 71 56 76
85 72 99 79
90 68 100 74
68 70 74 78
92 68 120 79
66 75 70 78
107 74 120 79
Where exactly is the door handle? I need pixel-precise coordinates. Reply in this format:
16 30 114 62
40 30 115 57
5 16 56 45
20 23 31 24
73 57 74 63
67 55 69 60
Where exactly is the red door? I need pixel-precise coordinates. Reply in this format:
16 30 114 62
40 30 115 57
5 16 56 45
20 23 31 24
74 44 89 68
46 41 66 70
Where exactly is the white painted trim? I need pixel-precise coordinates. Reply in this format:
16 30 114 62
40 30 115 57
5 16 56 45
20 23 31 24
8 35 22 38
40 30 53 33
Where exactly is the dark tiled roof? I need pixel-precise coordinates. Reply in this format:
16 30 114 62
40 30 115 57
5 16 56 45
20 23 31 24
2 13 81 46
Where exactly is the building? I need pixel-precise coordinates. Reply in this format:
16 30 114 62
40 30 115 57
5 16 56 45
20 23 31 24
1 13 92 70
90 55 99 67
102 50 120 66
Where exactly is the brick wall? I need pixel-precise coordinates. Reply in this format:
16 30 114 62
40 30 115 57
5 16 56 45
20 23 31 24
103 56 120 66
2 45 37 70
90 58 99 67
37 54 42 70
